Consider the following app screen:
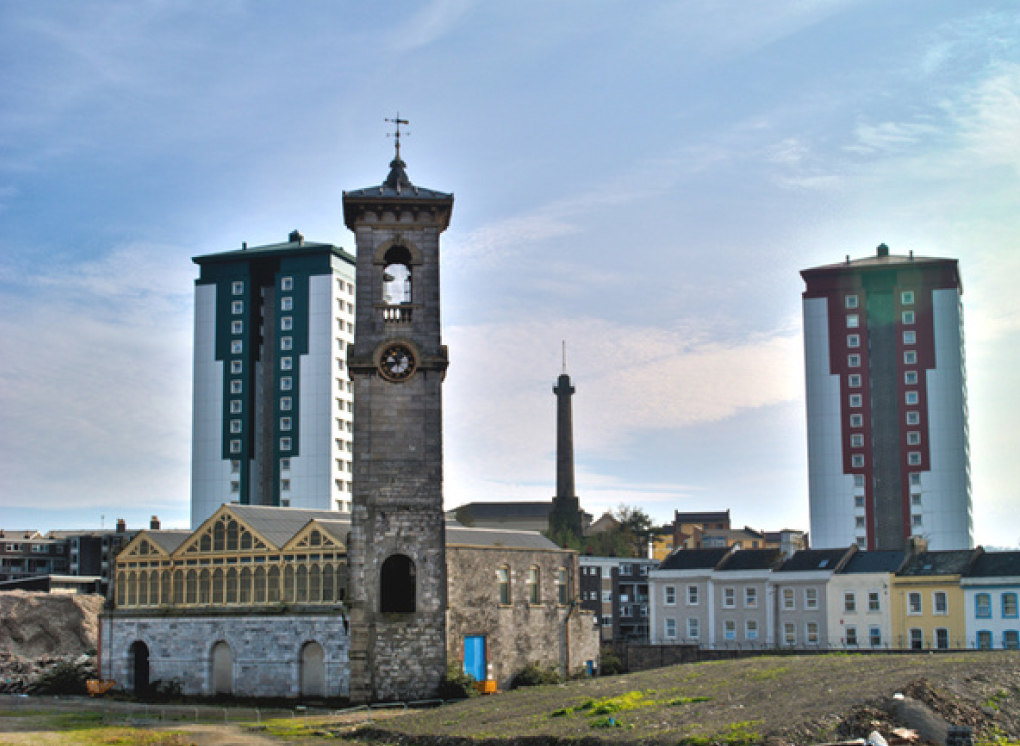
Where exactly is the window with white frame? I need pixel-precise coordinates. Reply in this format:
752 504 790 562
281 357 293 371
849 354 861 367
844 592 856 612
229 419 241 434
850 394 863 407
688 585 699 605
230 460 240 474
280 396 292 411
745 587 757 608
784 623 796 645
281 316 293 331
851 433 864 447
782 587 795 610
232 301 243 314
665 586 676 605
232 281 244 295
846 626 858 646
665 618 677 639
746 619 758 640
230 439 241 454
903 330 916 344
849 374 862 388
847 334 860 348
805 588 818 609
807 622 819 644
908 592 922 614
230 400 242 414
231 320 243 334
908 452 922 466
910 628 923 650
724 619 736 640
281 276 293 291
847 314 859 328
281 377 292 391
906 411 920 425
850 413 864 427
901 290 914 305
723 587 735 608
845 295 859 309
904 350 917 364
852 454 865 468
230 380 242 394
902 310 915 324
907 431 921 445
280 417 292 431
281 297 293 311
905 371 918 385
688 617 700 639
280 437 292 451
868 591 880 612
934 627 949 650
905 391 919 405
230 360 242 374
854 474 865 488
869 626 882 647
281 336 293 350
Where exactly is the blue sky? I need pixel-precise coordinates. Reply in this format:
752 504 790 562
1 1 1018 546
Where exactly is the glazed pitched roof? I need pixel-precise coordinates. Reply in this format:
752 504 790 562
966 551 1020 578
898 549 983 577
658 548 731 571
716 548 782 571
777 547 856 573
227 505 350 548
838 550 906 574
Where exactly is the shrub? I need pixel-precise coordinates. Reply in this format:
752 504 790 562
438 663 478 700
510 662 562 689
32 659 91 695
599 651 625 676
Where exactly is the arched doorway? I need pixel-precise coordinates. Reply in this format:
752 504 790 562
129 641 149 697
300 641 326 697
211 641 233 695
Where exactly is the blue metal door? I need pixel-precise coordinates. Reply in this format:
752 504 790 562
463 635 486 681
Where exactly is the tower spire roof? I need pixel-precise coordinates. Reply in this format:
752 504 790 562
383 114 413 193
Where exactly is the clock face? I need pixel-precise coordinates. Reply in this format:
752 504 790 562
379 343 417 382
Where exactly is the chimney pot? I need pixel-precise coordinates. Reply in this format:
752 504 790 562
289 230 304 245
150 516 160 530
877 243 889 257
116 519 126 534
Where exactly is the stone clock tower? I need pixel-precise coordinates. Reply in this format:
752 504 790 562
342 130 453 702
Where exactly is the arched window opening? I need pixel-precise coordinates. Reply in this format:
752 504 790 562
212 568 224 604
199 533 211 553
253 566 267 603
309 564 321 602
238 567 251 604
380 554 416 613
497 566 511 605
186 570 198 605
213 521 225 552
116 573 126 607
284 565 296 602
322 563 334 601
129 641 150 696
198 569 211 604
226 520 239 551
172 570 184 605
382 246 413 304
267 566 280 603
127 571 137 607
295 564 308 603
225 568 238 604
160 570 171 605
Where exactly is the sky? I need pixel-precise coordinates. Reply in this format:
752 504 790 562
1 1 1018 547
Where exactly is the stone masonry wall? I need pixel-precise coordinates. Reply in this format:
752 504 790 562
446 546 599 689
102 612 349 698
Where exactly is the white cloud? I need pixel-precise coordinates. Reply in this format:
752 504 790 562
0 243 194 511
444 317 802 505
387 0 476 51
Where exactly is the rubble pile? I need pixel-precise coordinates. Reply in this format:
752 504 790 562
0 591 104 693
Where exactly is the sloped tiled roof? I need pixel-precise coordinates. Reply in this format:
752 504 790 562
717 548 782 571
658 548 730 571
898 549 982 577
447 525 559 550
451 502 553 520
227 506 349 548
777 547 856 573
838 550 906 574
966 551 1020 578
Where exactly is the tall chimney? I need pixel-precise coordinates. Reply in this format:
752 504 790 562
548 345 583 541
150 516 160 530
116 519 126 534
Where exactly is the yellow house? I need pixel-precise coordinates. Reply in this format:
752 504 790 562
890 549 982 650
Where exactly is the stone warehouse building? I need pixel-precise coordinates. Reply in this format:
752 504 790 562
102 505 598 698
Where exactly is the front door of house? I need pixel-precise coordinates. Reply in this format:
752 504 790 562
463 635 486 682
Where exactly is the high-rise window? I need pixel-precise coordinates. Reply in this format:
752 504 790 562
901 291 915 305
845 295 859 309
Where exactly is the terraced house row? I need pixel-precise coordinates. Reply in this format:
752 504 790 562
647 541 1020 651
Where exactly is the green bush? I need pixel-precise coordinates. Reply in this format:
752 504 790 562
599 651 625 676
32 660 91 695
510 662 562 689
438 663 479 699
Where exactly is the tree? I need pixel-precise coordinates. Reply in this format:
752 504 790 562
614 505 654 558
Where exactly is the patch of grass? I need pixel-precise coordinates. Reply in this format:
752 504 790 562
669 696 713 706
977 725 1020 746
2 711 191 746
750 665 789 682
591 715 624 729
983 689 1009 711
719 720 764 746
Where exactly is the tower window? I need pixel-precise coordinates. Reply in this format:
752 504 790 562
906 411 920 425
280 437 292 451
849 374 862 388
380 554 415 613
851 433 864 447
230 360 242 374
232 281 244 295
907 431 921 445
232 301 243 314
281 357 293 371
281 316 293 331
848 354 861 367
230 400 242 414
905 391 918 405
905 371 918 385
281 377 292 391
850 413 863 427
382 245 413 304
846 314 859 329
230 381 242 394
230 440 241 454
281 276 293 291
280 417 292 431
903 331 916 345
231 340 242 354
849 394 862 408
281 297 293 311
280 396 292 411
232 321 243 334
902 310 915 324
908 451 922 465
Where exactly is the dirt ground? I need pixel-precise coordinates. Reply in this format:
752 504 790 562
2 653 1018 745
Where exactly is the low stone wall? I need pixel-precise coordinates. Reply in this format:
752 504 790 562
101 611 349 698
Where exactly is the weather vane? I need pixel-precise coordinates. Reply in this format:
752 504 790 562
385 114 410 160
